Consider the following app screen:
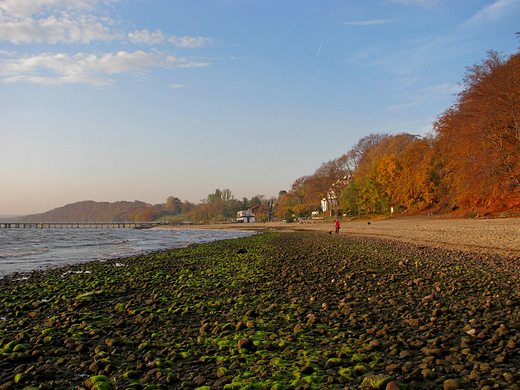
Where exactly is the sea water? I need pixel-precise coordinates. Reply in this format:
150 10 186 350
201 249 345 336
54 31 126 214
0 227 254 277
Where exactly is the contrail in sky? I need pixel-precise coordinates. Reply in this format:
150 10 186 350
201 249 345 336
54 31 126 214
311 71 320 83
317 15 332 57
317 38 324 56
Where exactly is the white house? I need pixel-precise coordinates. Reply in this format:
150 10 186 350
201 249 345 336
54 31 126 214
237 210 255 223
322 176 349 212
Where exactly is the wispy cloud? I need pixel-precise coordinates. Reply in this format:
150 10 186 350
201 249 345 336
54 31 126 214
128 30 214 47
386 81 460 114
177 61 212 68
0 48 17 56
462 0 520 29
344 19 391 26
391 0 441 10
1 50 211 86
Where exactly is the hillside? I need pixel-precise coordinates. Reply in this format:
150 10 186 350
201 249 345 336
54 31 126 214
19 200 156 222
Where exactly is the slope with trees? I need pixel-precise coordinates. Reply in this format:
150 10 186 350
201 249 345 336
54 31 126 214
284 47 520 218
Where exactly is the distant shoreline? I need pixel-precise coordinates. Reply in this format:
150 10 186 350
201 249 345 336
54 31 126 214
158 215 520 258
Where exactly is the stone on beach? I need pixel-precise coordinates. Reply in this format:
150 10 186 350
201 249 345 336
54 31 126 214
1 227 519 389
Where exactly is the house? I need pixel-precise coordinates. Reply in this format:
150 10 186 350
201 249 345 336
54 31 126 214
237 209 255 223
322 175 350 212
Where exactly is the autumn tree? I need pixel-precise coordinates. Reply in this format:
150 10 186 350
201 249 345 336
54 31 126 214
434 50 520 207
274 192 298 220
182 200 195 215
338 133 438 214
190 201 213 222
290 176 311 204
284 48 520 215
393 136 439 210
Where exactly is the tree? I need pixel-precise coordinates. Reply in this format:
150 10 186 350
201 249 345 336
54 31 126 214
249 195 264 207
434 50 520 207
140 206 159 221
393 137 439 211
339 180 360 215
274 192 298 220
166 196 182 214
290 176 310 204
182 201 195 215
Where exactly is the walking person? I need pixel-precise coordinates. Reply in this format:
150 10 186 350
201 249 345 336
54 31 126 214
335 219 340 234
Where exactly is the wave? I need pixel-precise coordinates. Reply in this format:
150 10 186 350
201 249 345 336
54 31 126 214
0 228 256 277
0 246 50 259
54 239 131 249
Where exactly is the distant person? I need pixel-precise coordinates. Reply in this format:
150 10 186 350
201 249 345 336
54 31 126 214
335 219 340 234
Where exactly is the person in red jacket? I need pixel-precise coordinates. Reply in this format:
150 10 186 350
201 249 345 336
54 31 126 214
335 219 340 234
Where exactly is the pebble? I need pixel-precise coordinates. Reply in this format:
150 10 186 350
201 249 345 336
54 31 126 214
1 232 519 390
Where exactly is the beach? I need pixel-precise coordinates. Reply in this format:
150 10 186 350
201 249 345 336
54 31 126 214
1 218 520 389
163 216 520 258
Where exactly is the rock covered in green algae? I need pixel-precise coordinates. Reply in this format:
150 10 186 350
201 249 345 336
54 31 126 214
359 374 394 389
1 231 520 390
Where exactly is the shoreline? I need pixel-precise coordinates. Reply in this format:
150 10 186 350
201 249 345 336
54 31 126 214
158 215 520 258
1 232 519 389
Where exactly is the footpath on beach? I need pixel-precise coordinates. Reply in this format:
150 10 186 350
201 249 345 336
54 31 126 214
1 227 519 390
163 215 520 259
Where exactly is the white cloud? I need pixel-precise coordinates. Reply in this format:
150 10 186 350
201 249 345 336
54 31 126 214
0 0 215 48
1 50 211 85
0 0 215 85
127 30 214 47
0 0 102 18
3 73 113 85
344 19 391 26
0 13 120 43
0 48 16 56
167 35 213 48
0 0 121 44
177 61 212 68
170 83 185 89
128 29 165 45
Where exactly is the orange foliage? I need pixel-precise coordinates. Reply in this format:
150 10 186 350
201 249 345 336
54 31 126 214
434 51 520 207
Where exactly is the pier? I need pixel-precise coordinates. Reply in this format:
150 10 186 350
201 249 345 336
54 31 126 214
0 221 168 229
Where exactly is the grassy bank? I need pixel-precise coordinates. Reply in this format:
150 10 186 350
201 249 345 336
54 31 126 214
1 232 519 390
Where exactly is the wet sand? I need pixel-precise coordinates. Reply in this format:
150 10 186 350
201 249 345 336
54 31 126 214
162 216 520 258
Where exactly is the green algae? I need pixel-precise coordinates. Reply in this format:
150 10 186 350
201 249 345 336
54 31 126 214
1 231 515 389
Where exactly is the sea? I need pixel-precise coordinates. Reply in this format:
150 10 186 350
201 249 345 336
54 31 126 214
0 227 255 277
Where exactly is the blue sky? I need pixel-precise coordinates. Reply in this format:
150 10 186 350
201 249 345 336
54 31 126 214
1 0 519 216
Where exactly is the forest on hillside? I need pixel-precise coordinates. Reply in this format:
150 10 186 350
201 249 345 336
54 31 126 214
275 49 520 219
20 192 273 223
21 200 178 222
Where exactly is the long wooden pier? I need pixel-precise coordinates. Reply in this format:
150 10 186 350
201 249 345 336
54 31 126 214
0 221 168 229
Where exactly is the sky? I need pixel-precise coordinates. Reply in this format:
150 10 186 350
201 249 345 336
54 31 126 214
1 0 519 216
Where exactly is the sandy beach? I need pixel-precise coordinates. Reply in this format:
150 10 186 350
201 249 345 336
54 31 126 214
163 216 520 258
